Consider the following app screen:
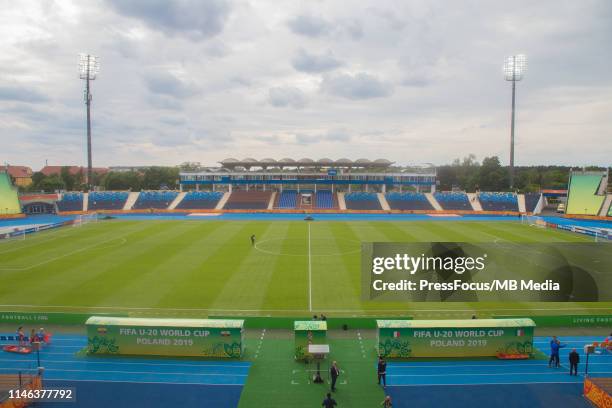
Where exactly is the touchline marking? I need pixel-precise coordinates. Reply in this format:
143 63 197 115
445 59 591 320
308 223 312 312
0 304 610 314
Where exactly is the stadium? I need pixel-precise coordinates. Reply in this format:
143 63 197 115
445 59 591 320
1 159 611 408
1 2 612 408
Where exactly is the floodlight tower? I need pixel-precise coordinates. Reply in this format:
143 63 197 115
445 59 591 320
503 54 527 189
79 54 100 189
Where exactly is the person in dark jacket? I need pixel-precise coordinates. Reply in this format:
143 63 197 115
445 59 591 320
322 392 337 407
569 348 579 376
377 357 387 387
330 361 340 392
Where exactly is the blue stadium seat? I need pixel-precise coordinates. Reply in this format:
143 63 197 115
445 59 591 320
133 191 178 210
316 190 334 209
345 192 381 210
278 190 297 209
176 191 223 210
386 192 433 210
434 192 471 210
88 191 129 210
478 192 519 211
57 192 83 211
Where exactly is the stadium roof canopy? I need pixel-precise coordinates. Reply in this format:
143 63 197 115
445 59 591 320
219 158 395 169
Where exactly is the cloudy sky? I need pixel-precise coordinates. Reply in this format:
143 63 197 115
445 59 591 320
1 0 610 169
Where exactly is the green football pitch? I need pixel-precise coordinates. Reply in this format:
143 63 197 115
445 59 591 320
0 219 609 317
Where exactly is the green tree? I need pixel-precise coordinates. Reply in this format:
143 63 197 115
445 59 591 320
37 175 65 192
478 156 508 191
142 167 179 190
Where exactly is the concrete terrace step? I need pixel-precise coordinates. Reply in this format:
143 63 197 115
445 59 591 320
337 192 347 210
425 193 443 211
215 192 231 210
517 193 526 213
168 192 186 210
267 192 276 210
377 193 390 210
599 194 612 216
467 193 482 211
123 192 140 210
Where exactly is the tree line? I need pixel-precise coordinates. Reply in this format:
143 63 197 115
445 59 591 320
23 166 180 192
436 154 610 192
18 157 610 193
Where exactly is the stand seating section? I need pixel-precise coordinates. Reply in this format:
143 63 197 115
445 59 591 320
56 192 83 212
316 190 334 209
0 173 22 215
478 192 518 211
278 190 297 209
88 192 129 210
133 191 178 209
524 193 541 213
433 192 471 210
386 192 433 210
565 173 606 215
345 192 381 210
224 191 271 210
176 191 223 210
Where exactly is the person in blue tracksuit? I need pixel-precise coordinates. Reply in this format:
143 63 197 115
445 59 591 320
549 336 566 368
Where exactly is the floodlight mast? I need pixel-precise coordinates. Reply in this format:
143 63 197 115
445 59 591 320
504 54 526 190
79 54 100 190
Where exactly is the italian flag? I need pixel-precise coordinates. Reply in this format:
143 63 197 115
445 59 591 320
393 331 401 338
516 329 524 337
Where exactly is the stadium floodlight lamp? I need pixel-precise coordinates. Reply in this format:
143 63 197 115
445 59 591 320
503 54 527 189
79 54 100 80
503 54 527 81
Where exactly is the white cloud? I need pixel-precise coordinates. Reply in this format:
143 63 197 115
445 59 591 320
0 0 610 168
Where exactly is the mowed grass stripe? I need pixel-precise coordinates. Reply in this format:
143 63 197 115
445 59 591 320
0 222 133 267
0 222 155 301
154 221 270 309
311 222 362 311
260 222 309 311
94 221 226 309
39 221 197 307
211 222 294 311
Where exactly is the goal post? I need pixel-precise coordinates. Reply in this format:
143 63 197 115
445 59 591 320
0 229 26 243
521 214 546 228
74 212 98 227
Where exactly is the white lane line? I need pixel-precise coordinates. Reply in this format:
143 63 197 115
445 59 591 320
0 367 248 377
308 223 312 312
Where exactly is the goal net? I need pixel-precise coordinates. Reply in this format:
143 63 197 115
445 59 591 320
521 214 546 228
0 229 26 243
74 212 98 227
